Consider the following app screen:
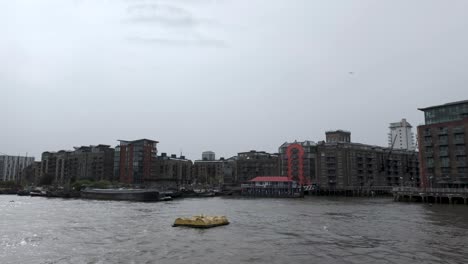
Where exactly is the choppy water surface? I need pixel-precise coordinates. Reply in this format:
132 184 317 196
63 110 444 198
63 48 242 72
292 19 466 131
1 196 468 264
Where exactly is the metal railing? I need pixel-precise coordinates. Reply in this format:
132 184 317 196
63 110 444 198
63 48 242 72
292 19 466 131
393 187 468 194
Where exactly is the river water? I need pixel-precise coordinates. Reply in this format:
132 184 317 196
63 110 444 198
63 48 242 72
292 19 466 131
1 195 468 264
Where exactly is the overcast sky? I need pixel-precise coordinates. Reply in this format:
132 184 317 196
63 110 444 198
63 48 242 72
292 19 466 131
2 0 468 160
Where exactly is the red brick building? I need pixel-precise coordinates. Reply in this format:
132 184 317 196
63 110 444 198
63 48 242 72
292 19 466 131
115 139 158 185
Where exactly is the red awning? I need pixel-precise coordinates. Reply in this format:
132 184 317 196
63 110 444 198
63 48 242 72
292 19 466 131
249 176 292 182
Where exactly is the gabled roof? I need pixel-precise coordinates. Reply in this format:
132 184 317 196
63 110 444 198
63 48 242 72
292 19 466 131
249 176 292 182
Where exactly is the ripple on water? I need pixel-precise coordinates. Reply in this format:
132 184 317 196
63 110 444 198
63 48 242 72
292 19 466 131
1 196 468 264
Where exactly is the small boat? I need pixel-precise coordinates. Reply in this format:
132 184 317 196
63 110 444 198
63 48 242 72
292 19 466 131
160 196 173 201
30 190 47 197
173 215 229 228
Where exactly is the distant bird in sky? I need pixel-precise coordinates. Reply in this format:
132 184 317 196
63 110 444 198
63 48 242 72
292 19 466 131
349 72 354 75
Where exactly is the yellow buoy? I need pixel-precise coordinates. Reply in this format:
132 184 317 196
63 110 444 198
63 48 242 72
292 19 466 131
173 215 229 228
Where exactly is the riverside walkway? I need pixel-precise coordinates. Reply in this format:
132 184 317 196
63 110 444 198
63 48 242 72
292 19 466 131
393 187 468 205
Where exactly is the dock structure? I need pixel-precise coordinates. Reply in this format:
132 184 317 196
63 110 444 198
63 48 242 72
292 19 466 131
306 186 393 196
241 185 303 198
393 187 468 205
240 176 303 198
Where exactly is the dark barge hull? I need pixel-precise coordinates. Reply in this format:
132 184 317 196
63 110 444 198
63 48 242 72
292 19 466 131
81 189 160 202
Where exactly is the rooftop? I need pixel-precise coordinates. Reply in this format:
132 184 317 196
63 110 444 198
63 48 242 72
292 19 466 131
118 139 159 144
326 129 351 134
418 100 468 111
249 176 292 182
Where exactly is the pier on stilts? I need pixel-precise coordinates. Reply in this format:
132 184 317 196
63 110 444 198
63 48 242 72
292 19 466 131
304 186 393 197
392 187 468 205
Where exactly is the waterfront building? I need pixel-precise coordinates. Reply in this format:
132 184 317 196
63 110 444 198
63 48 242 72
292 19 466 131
279 141 317 185
147 153 193 189
202 151 216 161
388 119 416 151
20 161 42 185
316 131 419 192
40 151 72 184
192 157 236 187
69 145 115 182
40 145 115 185
116 139 158 185
417 100 468 188
0 155 35 182
236 150 279 184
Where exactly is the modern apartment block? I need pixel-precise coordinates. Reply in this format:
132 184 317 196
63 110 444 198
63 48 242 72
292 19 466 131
148 153 193 188
389 118 415 151
70 145 115 182
279 140 317 185
40 145 115 184
0 155 35 182
40 151 72 184
417 100 468 188
236 150 279 184
116 139 158 185
316 131 419 191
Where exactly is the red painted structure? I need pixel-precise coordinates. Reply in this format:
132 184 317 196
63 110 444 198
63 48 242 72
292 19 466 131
286 144 310 185
118 139 158 184
250 176 292 182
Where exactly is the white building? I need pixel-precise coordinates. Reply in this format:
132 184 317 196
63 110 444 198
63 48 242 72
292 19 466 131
388 119 415 151
0 155 35 182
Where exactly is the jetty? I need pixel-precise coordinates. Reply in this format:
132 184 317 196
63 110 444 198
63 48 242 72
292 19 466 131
393 187 468 205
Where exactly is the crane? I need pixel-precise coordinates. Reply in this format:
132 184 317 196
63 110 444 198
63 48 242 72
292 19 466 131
380 134 398 174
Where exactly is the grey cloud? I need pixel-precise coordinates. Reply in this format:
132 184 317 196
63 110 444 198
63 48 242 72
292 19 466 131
124 3 217 27
126 35 226 48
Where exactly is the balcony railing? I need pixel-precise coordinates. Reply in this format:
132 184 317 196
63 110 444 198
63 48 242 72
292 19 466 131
454 138 465 144
438 139 448 145
453 127 465 134
393 187 468 194
424 141 433 146
439 129 448 135
456 150 466 156
425 151 433 157
440 162 450 168
439 150 449 156
457 160 467 167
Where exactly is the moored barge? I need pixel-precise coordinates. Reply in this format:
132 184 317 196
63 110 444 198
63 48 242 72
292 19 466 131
81 188 160 202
